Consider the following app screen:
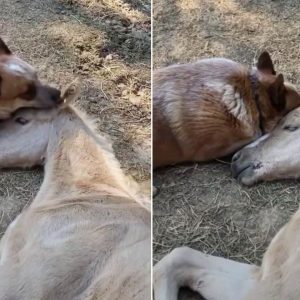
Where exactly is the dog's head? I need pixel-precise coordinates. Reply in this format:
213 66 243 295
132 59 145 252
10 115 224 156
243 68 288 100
255 51 300 131
0 38 61 119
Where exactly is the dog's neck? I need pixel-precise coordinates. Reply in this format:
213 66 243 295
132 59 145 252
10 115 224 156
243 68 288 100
249 71 265 135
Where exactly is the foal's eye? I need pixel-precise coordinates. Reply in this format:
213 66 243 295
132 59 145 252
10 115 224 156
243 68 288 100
283 125 299 132
15 117 29 125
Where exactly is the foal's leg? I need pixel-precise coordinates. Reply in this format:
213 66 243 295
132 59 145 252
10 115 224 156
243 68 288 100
154 247 257 300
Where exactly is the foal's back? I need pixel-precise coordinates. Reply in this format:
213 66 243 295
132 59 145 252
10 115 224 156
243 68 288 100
0 194 151 300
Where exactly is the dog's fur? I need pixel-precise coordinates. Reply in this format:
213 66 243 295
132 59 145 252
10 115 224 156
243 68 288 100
0 38 61 119
153 52 300 167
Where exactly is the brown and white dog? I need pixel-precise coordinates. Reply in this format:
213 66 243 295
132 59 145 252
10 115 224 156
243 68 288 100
153 52 300 167
0 38 61 119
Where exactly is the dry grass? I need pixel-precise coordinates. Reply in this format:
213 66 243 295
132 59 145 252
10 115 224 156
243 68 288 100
154 163 300 263
0 0 150 237
153 1 300 298
154 0 300 84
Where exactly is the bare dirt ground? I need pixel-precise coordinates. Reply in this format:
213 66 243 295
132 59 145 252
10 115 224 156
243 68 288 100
0 0 150 236
153 0 300 299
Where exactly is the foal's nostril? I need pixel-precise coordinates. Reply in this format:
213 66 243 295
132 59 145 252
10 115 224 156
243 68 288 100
232 151 242 162
253 162 263 170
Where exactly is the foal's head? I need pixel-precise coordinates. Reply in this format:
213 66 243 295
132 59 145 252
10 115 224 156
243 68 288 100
0 82 79 168
232 107 300 185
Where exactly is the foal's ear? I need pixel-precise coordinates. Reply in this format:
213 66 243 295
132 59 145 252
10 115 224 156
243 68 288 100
257 51 276 75
268 74 286 111
60 79 81 108
0 38 12 55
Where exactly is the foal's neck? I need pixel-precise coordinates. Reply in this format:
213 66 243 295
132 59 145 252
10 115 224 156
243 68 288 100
35 107 135 203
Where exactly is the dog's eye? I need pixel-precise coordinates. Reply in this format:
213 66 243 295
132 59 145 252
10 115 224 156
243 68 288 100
15 117 29 125
283 125 298 132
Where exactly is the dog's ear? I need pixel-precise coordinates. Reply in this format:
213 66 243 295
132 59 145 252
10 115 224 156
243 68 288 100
0 38 11 55
257 51 276 75
268 74 286 111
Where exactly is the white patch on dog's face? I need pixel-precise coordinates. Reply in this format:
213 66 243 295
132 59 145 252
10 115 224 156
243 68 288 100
6 63 26 74
3 56 37 79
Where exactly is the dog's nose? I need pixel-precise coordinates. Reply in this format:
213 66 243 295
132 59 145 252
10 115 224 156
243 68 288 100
49 88 61 102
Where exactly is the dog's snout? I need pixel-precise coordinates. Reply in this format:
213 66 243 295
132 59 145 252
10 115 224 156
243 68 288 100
48 87 61 103
35 85 62 108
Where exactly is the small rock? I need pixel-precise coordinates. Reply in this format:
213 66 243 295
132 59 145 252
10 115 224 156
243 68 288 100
122 89 129 97
129 95 142 107
105 54 113 61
